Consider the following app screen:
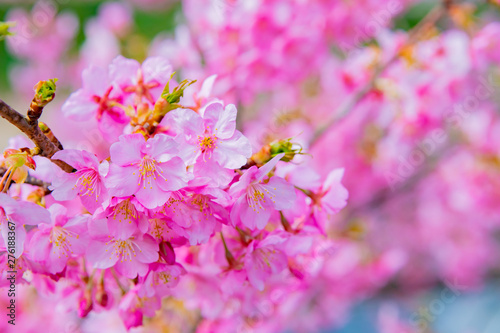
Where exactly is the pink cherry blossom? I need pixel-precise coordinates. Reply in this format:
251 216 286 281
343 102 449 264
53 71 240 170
161 101 252 168
86 218 159 278
29 204 90 273
229 154 296 230
50 149 109 213
6 1 500 331
117 286 144 330
105 133 190 209
0 193 50 257
61 64 129 141
310 168 349 232
97 197 149 240
109 55 173 105
244 233 288 291
140 262 187 297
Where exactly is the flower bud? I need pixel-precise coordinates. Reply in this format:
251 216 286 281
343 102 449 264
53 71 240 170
78 288 93 318
250 138 304 166
33 79 58 107
153 75 196 121
3 149 36 170
95 281 109 308
159 241 176 265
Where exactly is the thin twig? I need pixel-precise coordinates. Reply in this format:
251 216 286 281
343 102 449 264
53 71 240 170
111 268 127 295
340 142 458 223
0 98 74 173
310 3 448 146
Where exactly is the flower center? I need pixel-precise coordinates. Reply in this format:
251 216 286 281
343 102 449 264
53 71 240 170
134 157 167 190
123 69 160 104
152 271 176 287
106 238 142 263
191 194 209 213
150 218 166 240
92 86 122 120
113 199 138 223
247 185 274 213
74 169 101 199
197 131 218 162
198 135 217 151
50 226 78 258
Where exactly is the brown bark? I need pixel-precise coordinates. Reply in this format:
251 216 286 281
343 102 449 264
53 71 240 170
0 98 74 173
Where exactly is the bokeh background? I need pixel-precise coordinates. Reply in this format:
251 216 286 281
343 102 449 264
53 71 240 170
2 0 500 332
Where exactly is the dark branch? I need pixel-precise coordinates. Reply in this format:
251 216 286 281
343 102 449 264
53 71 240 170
0 98 74 173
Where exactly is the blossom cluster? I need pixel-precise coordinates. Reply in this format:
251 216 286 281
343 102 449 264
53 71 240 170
2 0 500 332
0 55 349 332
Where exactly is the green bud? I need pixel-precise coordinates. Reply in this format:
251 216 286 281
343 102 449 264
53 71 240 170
162 75 197 104
38 122 49 132
34 78 58 106
154 74 197 121
0 22 15 41
269 138 304 162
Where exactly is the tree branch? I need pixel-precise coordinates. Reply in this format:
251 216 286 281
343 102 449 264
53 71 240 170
340 142 458 224
310 2 448 146
0 98 74 173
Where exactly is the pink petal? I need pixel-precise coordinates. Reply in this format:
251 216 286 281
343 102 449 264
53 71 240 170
82 65 109 96
142 134 179 161
193 158 235 188
49 171 79 202
28 230 51 262
160 108 204 137
230 195 271 230
61 90 98 121
214 131 252 169
10 200 51 225
135 178 170 209
106 164 141 197
142 56 172 86
110 134 145 166
86 240 119 269
204 102 236 140
135 235 159 263
261 176 296 211
115 257 148 278
109 55 140 87
198 74 217 99
98 111 128 142
256 153 285 181
156 157 189 192
52 149 97 170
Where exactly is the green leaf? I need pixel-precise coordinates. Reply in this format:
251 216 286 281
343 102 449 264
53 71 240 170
161 75 197 104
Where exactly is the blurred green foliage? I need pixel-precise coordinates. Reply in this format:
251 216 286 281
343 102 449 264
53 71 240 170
0 0 181 93
0 0 496 94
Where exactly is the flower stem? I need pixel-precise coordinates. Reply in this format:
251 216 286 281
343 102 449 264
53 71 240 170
2 167 15 193
280 212 293 233
220 232 236 267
